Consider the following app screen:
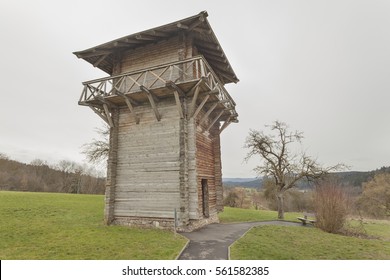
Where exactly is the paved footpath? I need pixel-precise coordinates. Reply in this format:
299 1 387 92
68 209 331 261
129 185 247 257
178 221 302 260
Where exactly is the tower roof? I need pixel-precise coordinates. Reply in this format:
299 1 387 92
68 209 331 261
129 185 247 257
73 11 239 84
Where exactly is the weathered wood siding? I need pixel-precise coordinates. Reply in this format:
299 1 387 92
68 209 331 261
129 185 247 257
114 99 181 219
213 131 223 212
194 111 222 218
113 98 198 221
113 35 193 75
187 117 199 220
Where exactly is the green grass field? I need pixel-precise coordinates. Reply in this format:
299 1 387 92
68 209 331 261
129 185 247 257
222 207 390 260
2 191 389 260
230 225 390 259
219 206 304 223
0 191 186 260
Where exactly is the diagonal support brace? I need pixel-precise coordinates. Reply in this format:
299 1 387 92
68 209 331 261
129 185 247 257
140 85 161 121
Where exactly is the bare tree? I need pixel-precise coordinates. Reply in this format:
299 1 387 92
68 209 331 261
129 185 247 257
56 160 78 193
245 121 345 219
81 124 110 165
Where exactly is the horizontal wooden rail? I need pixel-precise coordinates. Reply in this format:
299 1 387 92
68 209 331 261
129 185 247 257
78 56 238 122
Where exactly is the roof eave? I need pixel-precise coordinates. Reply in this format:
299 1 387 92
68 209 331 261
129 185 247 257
73 11 239 83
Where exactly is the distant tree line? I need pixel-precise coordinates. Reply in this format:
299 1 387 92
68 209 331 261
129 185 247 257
223 169 390 221
0 153 105 194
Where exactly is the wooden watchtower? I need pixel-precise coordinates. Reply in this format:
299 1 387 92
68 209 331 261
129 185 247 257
74 11 239 231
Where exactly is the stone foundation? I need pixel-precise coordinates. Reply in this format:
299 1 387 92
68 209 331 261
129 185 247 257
112 213 219 232
178 213 219 232
113 216 175 229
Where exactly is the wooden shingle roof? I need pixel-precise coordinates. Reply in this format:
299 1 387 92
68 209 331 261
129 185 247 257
73 11 239 84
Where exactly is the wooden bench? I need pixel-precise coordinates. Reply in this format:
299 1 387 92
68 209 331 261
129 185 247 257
297 215 316 226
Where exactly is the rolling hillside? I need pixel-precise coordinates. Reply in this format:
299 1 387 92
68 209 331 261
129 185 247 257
223 167 390 190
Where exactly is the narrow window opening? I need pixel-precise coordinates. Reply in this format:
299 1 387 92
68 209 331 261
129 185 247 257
201 179 209 218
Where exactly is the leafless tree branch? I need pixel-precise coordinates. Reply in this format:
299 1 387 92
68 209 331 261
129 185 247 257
245 121 346 219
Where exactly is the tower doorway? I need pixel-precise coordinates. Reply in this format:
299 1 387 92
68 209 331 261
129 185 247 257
201 179 209 218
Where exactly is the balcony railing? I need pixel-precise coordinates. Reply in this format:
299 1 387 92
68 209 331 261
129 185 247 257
78 56 237 124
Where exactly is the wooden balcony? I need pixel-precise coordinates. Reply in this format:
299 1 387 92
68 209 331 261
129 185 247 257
78 56 238 128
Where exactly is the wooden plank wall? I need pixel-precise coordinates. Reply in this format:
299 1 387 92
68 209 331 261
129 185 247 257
194 112 221 218
109 100 222 223
114 99 181 219
113 35 193 75
187 117 199 220
212 127 223 212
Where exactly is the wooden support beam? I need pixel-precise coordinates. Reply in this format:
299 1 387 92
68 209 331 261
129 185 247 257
218 71 237 84
192 27 212 34
124 97 140 124
188 76 206 94
140 86 161 121
89 106 109 124
146 30 170 37
126 95 140 106
200 102 219 125
93 54 109 68
115 92 140 124
123 38 144 44
165 80 185 96
112 41 133 47
93 95 117 127
217 99 230 104
140 85 160 102
103 103 114 128
173 90 184 119
192 93 209 119
196 39 221 51
219 117 232 134
203 54 228 65
177 22 189 29
94 95 113 106
188 86 200 117
206 110 224 132
94 94 106 103
135 34 157 41
177 13 205 31
197 46 224 58
188 16 205 30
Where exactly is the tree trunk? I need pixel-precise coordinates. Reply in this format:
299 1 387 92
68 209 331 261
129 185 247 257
277 192 285 219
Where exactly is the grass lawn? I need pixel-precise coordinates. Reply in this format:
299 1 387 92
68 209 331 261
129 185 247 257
222 207 390 259
230 225 390 259
219 207 304 223
347 218 390 241
0 191 187 260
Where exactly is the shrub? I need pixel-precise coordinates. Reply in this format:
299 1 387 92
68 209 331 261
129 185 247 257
314 181 348 233
357 173 390 219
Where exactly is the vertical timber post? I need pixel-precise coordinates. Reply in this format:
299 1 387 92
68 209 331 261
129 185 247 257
212 124 224 212
104 108 119 225
179 98 190 228
178 31 190 229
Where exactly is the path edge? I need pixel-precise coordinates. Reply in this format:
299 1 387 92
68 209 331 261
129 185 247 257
175 237 190 260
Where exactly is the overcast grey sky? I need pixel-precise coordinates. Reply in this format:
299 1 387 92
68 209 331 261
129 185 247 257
0 0 389 177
